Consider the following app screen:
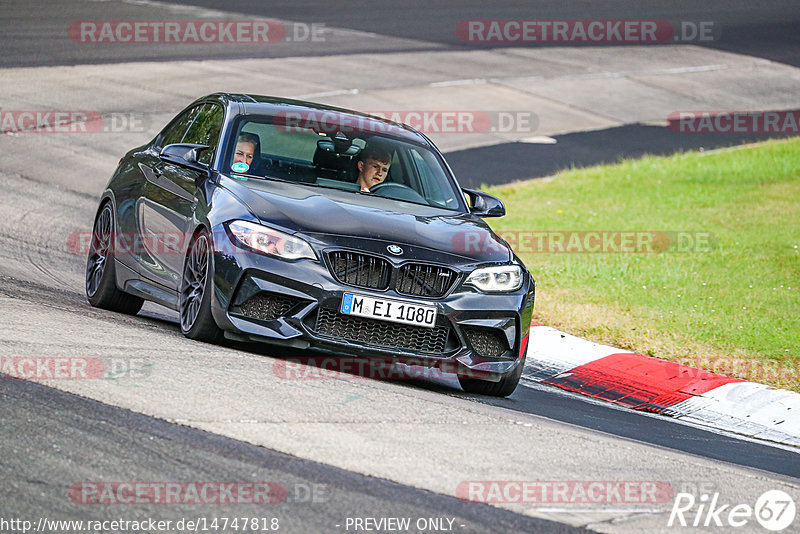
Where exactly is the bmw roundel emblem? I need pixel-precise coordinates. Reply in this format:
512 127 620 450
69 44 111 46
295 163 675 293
387 245 403 256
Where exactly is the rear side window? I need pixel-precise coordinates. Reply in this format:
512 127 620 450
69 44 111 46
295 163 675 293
160 105 202 147
183 104 224 165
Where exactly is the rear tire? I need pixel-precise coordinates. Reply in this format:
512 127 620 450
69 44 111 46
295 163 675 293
85 203 144 315
179 230 223 343
458 354 525 397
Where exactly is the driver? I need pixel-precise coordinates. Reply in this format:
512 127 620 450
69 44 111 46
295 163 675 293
356 145 391 192
231 132 259 173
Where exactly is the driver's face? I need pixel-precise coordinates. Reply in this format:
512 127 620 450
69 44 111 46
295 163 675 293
358 158 390 190
233 141 255 165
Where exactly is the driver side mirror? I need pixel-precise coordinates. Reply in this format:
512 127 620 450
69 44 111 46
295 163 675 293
160 143 210 174
463 188 505 218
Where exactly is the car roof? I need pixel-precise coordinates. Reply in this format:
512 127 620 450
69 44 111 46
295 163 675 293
196 92 433 146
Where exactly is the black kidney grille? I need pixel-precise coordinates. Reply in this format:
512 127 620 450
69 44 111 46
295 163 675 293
329 251 391 290
463 327 509 358
239 292 301 321
313 307 451 354
396 263 457 298
327 251 458 298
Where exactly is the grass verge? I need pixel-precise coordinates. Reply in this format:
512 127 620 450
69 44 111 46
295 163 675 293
485 138 800 391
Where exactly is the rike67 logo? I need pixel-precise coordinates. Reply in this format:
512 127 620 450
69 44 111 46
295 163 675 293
669 490 796 531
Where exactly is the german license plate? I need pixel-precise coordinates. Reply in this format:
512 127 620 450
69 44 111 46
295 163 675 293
340 293 437 328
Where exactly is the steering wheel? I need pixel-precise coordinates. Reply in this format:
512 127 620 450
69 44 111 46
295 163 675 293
369 182 427 204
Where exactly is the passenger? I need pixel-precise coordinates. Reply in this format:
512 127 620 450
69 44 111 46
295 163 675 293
355 146 392 192
231 132 259 172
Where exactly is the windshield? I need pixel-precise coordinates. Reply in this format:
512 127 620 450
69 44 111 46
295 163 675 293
223 115 466 211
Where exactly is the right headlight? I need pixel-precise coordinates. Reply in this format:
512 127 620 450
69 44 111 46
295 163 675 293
465 265 523 293
226 220 316 261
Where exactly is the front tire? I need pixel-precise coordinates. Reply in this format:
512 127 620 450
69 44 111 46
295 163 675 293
85 203 144 315
179 230 223 342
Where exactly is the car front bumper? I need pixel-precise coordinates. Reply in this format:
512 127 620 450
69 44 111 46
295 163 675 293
208 232 534 381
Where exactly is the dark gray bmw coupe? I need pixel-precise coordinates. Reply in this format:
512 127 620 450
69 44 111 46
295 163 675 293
86 93 534 396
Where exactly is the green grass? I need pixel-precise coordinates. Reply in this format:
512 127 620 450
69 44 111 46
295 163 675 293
485 138 800 390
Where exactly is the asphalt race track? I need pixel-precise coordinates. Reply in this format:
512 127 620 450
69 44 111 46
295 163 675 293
1 2 798 533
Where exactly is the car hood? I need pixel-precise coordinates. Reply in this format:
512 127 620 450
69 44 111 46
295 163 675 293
220 176 511 263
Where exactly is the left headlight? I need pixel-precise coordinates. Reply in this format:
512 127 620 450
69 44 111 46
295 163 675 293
465 265 523 293
227 220 316 261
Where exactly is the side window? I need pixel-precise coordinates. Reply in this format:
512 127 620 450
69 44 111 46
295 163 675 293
160 105 203 148
183 104 224 165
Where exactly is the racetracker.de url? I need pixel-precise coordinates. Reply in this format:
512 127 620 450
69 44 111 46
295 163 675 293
0 516 280 533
